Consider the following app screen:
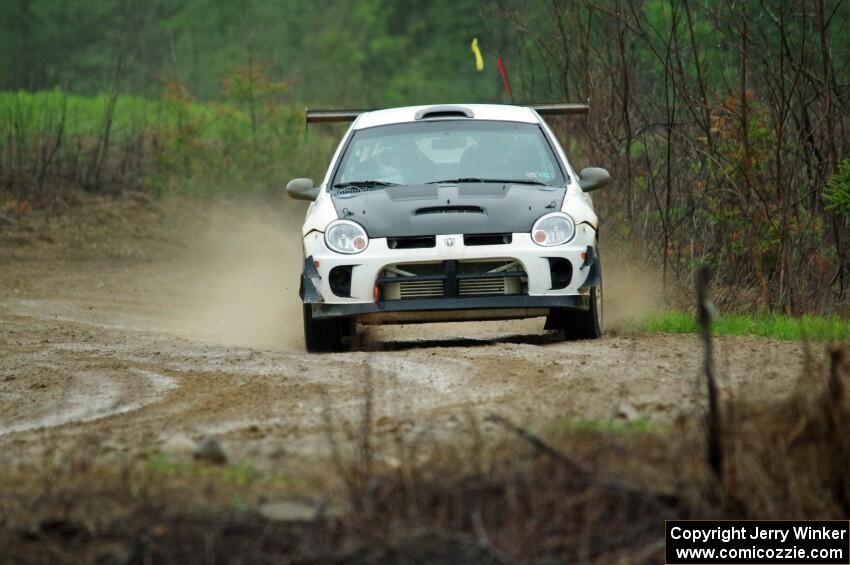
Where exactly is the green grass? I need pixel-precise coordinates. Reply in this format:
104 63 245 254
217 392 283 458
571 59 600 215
143 451 186 476
0 88 305 140
0 89 338 195
0 89 201 139
641 311 850 341
143 451 258 487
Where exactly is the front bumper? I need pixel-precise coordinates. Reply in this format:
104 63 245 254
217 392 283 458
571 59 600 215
301 227 600 321
312 293 590 322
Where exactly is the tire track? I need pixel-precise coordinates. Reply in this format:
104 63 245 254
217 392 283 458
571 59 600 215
0 368 176 437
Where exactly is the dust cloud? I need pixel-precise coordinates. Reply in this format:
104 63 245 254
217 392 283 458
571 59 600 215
160 200 662 350
166 199 307 350
602 245 664 331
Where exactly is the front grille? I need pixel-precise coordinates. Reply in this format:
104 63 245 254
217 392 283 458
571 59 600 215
464 233 512 246
387 235 436 249
378 259 526 300
458 278 507 296
398 280 444 298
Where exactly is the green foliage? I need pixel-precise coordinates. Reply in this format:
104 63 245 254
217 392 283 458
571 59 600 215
0 0 504 105
641 311 850 341
0 89 212 139
0 82 338 195
223 463 257 487
143 451 257 487
825 159 850 219
143 451 185 475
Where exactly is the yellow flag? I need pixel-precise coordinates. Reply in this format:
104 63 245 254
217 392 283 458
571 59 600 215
471 38 484 72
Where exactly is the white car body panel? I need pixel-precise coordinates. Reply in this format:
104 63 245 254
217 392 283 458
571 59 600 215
296 103 604 327
353 104 539 130
304 224 597 304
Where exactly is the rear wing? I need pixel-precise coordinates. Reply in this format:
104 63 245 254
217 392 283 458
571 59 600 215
305 102 589 124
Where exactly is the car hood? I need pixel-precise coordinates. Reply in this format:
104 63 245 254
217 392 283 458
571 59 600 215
330 183 567 238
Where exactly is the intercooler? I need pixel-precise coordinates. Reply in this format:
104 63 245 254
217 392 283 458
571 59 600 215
378 260 526 300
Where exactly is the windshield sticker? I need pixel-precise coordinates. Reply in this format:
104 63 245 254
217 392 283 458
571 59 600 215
526 172 554 180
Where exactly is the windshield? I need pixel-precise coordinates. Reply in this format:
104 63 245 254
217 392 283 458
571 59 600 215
332 120 565 188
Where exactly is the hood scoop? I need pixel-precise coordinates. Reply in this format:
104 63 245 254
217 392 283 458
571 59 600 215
415 205 485 215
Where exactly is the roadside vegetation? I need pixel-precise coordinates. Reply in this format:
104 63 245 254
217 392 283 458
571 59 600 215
0 76 338 199
641 311 850 341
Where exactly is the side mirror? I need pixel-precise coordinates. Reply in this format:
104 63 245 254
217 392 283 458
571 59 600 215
286 178 320 201
578 167 611 193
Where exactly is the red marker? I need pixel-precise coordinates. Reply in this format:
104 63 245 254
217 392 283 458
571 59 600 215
498 56 513 98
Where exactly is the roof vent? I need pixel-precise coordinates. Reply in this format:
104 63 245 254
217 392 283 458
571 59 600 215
414 105 474 120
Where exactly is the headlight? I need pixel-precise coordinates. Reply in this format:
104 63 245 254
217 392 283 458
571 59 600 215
531 212 575 246
325 220 369 254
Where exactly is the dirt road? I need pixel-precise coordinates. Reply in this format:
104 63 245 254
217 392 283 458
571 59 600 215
0 194 807 472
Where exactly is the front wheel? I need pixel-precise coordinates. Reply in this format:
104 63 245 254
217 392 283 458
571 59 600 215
545 285 603 340
302 304 353 353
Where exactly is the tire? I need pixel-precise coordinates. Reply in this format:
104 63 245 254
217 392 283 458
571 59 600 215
545 284 603 340
302 303 353 353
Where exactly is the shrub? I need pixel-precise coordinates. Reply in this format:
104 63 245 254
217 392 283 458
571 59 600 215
825 159 850 219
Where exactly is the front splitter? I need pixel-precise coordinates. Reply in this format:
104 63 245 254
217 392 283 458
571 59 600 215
310 294 589 320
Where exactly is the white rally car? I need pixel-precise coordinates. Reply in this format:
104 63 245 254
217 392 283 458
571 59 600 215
287 103 610 352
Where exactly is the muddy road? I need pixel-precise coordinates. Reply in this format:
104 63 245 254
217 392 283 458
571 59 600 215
0 195 807 472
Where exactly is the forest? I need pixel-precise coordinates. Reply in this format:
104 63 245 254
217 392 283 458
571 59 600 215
3 3 850 563
2 0 850 314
